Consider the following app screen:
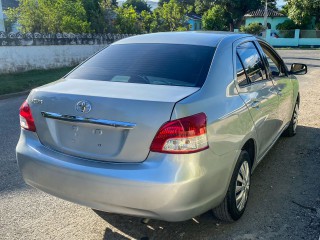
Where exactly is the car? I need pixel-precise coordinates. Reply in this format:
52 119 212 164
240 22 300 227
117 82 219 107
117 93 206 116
16 32 307 222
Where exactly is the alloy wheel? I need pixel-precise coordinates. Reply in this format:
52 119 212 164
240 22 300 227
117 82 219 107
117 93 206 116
235 161 250 211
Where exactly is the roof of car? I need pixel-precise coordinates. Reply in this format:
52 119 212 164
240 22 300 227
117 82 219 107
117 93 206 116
114 31 252 47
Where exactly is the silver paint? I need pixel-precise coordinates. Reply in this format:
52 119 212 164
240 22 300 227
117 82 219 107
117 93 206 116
16 32 300 222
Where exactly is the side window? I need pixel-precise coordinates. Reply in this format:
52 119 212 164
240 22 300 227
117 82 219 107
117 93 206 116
237 42 267 83
260 43 286 77
236 54 248 87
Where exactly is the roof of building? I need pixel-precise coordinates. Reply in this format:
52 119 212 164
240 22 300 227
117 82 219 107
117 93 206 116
1 0 19 10
186 13 202 21
244 7 285 17
115 31 252 47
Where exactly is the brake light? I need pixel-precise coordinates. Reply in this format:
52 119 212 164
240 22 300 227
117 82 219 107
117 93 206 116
19 100 36 132
150 113 208 154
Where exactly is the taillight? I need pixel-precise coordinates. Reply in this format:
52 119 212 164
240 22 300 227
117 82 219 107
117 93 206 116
19 100 36 132
150 113 208 154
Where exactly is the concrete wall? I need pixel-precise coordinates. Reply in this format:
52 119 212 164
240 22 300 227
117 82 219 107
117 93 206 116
265 29 320 47
0 44 106 74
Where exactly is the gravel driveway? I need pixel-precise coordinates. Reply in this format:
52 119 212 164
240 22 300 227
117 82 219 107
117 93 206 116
0 50 319 240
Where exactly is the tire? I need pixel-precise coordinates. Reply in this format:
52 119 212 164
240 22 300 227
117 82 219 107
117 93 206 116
213 150 251 222
283 101 299 137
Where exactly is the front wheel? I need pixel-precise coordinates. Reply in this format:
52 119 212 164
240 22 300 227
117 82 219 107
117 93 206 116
212 150 251 222
283 102 299 137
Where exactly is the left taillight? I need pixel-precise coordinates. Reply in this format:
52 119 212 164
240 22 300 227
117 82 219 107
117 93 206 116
150 112 209 154
19 100 36 132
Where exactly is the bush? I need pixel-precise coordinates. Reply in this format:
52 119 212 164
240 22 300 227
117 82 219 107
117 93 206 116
276 20 298 30
240 23 265 35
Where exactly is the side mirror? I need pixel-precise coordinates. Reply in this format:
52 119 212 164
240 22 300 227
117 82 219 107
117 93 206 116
290 63 307 75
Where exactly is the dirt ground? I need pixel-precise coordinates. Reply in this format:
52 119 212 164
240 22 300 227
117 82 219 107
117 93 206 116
0 50 319 240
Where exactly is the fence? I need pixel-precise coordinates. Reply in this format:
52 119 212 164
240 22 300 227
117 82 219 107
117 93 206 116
0 32 134 74
264 29 320 47
0 32 135 46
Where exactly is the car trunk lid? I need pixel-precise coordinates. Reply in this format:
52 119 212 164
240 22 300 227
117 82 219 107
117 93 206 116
29 79 199 163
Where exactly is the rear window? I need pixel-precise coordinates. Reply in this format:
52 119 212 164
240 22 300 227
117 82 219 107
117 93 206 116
66 43 215 87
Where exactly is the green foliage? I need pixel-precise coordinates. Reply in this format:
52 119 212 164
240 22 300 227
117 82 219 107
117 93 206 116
202 5 228 30
5 0 91 33
194 0 213 15
158 0 170 7
140 10 153 33
3 8 17 32
123 0 151 13
286 0 320 27
82 0 106 33
276 19 298 30
240 22 265 35
152 0 187 32
114 5 142 33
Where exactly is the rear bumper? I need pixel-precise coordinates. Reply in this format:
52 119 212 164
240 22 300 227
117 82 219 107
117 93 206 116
16 130 237 221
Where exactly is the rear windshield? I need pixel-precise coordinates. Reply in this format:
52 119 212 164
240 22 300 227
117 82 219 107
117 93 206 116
66 43 215 87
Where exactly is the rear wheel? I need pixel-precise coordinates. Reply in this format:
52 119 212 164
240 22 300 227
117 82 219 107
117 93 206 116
283 102 299 137
213 151 251 222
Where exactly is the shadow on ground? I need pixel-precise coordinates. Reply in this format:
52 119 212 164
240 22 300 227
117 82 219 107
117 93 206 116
93 125 320 240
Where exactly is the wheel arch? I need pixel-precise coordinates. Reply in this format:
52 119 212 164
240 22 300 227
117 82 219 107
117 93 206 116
241 138 256 170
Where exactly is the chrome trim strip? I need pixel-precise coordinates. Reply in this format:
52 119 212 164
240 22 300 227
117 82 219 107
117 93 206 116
41 111 136 129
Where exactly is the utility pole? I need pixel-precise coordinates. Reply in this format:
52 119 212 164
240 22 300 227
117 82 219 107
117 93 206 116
263 0 268 29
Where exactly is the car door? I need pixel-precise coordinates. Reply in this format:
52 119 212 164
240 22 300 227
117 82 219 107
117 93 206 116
235 41 281 158
257 41 294 130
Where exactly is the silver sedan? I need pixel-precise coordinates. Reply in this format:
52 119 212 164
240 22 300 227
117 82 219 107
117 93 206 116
16 32 307 222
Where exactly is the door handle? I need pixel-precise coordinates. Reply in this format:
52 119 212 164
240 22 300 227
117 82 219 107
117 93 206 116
251 99 260 109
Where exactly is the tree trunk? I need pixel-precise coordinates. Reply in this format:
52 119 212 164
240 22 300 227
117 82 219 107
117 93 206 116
229 22 234 32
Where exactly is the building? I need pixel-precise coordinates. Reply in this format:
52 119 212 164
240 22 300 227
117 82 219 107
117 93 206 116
0 0 19 32
186 13 202 31
0 0 4 31
244 7 288 30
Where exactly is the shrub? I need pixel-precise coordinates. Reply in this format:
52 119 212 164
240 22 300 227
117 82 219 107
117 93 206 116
240 23 265 35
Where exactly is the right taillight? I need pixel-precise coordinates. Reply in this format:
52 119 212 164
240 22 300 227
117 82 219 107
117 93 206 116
150 112 209 154
19 100 36 132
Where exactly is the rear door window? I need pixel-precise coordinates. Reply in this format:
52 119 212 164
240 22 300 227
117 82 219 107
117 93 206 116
237 42 267 83
236 54 248 87
67 43 215 87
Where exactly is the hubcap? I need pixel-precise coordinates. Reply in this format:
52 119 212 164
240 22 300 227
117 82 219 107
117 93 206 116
293 104 299 132
235 161 250 211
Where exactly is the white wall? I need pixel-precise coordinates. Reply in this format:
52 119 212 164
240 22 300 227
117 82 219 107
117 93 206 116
0 45 106 74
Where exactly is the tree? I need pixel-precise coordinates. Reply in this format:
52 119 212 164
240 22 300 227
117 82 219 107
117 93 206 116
114 5 142 33
263 0 277 10
153 0 187 32
158 0 170 7
276 19 298 30
286 0 320 27
217 0 263 31
123 0 151 13
82 0 106 33
5 0 91 33
194 0 214 15
202 5 228 30
140 10 153 32
240 22 265 35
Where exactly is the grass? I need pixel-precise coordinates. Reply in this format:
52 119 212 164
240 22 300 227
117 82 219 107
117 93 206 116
0 67 75 95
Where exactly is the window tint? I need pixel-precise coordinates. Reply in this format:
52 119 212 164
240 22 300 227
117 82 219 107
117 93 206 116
237 42 267 83
260 43 285 77
236 54 248 86
67 44 215 87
